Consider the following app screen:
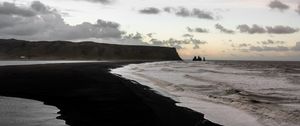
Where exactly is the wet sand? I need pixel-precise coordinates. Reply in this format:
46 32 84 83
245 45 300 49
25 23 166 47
0 61 220 126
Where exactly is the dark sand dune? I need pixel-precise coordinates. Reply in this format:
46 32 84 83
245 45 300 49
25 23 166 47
0 62 220 126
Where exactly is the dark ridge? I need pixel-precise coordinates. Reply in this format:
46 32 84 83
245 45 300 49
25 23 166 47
0 62 221 126
0 39 182 60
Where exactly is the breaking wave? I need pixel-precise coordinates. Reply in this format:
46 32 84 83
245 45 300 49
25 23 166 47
111 61 300 126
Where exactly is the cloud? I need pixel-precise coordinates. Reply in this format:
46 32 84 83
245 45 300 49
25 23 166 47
268 0 289 11
144 7 215 20
30 1 52 14
266 25 299 34
237 24 266 34
257 40 285 45
117 32 149 45
0 1 123 40
187 27 208 33
146 33 154 38
249 46 289 52
150 38 164 46
186 27 208 33
123 32 143 40
193 44 200 49
163 7 174 13
189 38 207 49
235 41 300 52
0 1 209 49
231 43 252 52
195 27 209 33
0 2 36 17
176 7 190 17
296 4 300 15
139 7 160 14
150 38 206 49
75 0 114 4
150 38 185 49
192 8 214 20
186 27 193 32
190 38 206 44
182 33 194 38
175 7 214 19
291 42 300 51
238 43 251 47
237 24 299 34
173 45 183 49
165 38 189 46
215 24 234 34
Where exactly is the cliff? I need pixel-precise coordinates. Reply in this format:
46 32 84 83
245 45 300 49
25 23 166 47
0 39 182 60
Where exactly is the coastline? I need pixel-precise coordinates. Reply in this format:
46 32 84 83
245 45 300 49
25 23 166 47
111 61 300 126
0 61 220 126
0 96 67 126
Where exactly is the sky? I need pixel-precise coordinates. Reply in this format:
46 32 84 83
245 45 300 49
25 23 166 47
0 0 300 60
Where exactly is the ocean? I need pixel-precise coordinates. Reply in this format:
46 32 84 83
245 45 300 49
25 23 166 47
111 60 300 126
0 96 67 126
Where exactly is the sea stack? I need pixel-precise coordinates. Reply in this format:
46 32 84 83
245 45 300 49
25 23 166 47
192 56 206 61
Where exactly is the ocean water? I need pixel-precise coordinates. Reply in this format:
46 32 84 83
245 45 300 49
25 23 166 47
111 61 300 126
0 61 99 126
0 96 67 126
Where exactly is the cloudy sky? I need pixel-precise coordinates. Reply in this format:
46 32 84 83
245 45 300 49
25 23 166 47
0 0 300 60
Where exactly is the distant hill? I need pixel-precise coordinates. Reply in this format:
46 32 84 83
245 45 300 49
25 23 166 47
0 39 182 61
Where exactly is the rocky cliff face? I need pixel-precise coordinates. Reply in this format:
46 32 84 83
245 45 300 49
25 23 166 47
0 39 182 60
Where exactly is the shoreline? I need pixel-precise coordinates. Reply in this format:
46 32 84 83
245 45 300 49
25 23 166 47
0 61 220 126
0 96 67 126
110 61 264 126
111 61 300 126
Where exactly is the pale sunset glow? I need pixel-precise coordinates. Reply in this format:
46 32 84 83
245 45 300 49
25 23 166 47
0 0 299 60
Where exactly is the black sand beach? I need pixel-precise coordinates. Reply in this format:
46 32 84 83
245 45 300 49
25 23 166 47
0 62 220 126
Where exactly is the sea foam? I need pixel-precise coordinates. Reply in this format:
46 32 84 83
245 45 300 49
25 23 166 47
111 61 300 126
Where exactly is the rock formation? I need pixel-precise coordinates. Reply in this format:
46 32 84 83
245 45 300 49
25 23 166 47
192 56 206 61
